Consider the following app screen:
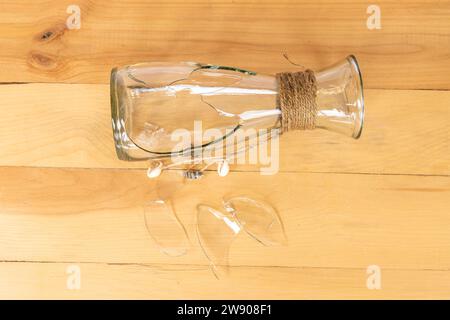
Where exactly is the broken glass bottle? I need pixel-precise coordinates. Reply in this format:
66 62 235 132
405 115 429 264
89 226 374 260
111 56 364 174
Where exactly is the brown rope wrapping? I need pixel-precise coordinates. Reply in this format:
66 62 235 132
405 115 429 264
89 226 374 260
276 69 318 132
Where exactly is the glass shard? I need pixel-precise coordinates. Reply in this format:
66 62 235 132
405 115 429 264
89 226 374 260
217 159 230 177
223 196 286 246
143 199 189 257
196 204 241 277
146 160 163 178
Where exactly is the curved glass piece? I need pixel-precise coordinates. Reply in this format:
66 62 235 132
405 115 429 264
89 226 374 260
147 160 163 178
143 199 189 257
196 204 241 277
217 159 230 177
223 196 286 246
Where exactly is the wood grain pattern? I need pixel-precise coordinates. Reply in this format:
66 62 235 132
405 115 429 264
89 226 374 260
0 83 448 175
1 262 450 299
0 0 449 299
0 167 448 271
0 1 449 88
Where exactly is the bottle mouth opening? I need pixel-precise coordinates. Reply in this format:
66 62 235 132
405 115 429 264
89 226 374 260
346 55 365 139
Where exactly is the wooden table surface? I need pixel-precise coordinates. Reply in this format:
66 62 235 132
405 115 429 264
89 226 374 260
0 0 449 299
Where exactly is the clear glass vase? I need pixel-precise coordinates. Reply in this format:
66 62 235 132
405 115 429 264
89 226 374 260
110 56 364 164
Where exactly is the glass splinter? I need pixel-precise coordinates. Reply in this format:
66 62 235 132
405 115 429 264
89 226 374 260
223 196 286 246
147 160 162 178
217 159 230 177
196 205 241 277
144 199 189 257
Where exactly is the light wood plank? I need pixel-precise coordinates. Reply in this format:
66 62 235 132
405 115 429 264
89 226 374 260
0 167 448 270
0 1 449 89
0 262 449 299
0 83 448 175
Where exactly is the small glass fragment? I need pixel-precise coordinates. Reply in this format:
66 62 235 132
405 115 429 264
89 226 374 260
146 160 163 178
217 159 230 177
223 196 286 246
144 199 189 257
